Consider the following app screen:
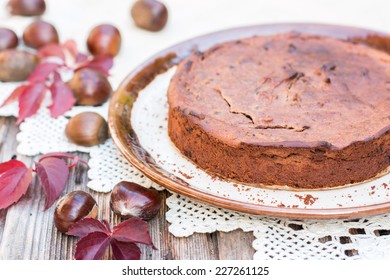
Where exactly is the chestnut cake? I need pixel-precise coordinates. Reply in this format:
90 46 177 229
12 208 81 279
167 32 390 189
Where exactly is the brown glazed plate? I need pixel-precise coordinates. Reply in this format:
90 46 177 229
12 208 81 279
108 23 390 219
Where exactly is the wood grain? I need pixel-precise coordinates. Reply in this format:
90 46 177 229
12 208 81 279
217 230 255 259
0 117 255 260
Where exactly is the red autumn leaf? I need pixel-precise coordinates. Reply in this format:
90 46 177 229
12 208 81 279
112 217 156 248
74 231 111 260
48 73 76 118
75 53 88 63
111 240 141 260
37 40 85 68
0 160 33 209
16 82 47 125
35 157 69 210
0 152 87 211
76 54 113 76
67 218 110 237
39 152 89 168
38 44 65 60
0 85 29 108
62 40 78 58
102 219 111 232
27 62 60 83
69 218 155 260
62 40 82 67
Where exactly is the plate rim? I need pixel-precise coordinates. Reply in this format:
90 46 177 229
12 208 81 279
108 22 390 219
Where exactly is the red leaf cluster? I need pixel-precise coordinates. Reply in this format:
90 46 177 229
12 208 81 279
0 153 87 210
0 160 32 209
68 218 156 260
0 40 114 124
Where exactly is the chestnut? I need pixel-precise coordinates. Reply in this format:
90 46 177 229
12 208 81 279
131 0 168 32
110 181 162 220
0 28 19 51
23 20 59 49
54 191 98 233
0 49 38 82
87 24 121 57
65 112 108 147
7 0 46 16
68 68 112 106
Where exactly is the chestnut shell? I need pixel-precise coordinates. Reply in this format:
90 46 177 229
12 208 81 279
65 112 109 147
87 24 121 57
0 28 19 51
8 0 46 16
110 181 162 220
131 0 168 32
0 49 38 82
23 20 59 49
68 68 112 106
54 191 98 233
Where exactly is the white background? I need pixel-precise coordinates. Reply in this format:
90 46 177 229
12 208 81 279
1 0 390 88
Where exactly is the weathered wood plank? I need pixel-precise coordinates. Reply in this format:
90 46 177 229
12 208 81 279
139 191 218 260
0 209 6 244
154 192 218 260
217 230 255 260
139 191 168 260
167 232 219 260
0 117 18 162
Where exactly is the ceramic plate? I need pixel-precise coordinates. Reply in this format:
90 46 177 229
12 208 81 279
108 23 390 219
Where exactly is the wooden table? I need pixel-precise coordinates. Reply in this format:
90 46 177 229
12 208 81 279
0 117 255 260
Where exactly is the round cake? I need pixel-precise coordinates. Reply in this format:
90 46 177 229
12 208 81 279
167 32 390 189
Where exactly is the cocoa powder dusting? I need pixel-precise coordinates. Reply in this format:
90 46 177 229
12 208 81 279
178 170 193 179
294 194 318 205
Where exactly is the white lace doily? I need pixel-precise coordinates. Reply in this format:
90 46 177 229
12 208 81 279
88 139 163 193
1 0 390 260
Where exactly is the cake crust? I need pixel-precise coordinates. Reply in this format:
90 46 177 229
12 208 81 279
167 33 390 189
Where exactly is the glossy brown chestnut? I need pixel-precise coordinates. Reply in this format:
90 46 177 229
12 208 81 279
65 112 108 147
68 68 112 106
87 24 121 57
0 49 38 82
22 20 59 49
7 0 46 16
0 28 19 51
54 191 98 233
131 0 168 32
110 181 162 220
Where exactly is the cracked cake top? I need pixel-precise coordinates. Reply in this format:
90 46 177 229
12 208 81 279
167 32 390 149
